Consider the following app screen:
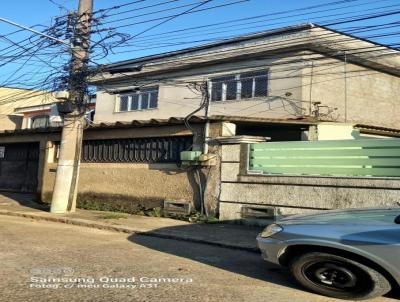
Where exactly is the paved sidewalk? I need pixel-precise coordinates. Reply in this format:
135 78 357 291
0 193 262 252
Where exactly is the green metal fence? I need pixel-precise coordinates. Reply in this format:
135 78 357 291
249 139 400 177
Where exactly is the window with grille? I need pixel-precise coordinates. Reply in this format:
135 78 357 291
210 70 268 102
81 136 192 163
117 87 158 112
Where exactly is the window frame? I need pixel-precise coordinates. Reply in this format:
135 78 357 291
29 115 50 129
209 69 269 102
116 87 159 112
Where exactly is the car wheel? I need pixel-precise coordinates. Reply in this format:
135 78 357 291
290 252 391 300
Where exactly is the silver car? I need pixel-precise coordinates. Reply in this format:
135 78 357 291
256 208 400 300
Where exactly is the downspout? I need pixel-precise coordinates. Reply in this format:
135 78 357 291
202 82 211 217
309 61 314 116
203 82 211 154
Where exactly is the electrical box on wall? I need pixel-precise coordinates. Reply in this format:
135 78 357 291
180 151 202 161
180 151 217 166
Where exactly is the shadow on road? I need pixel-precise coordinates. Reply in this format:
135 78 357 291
0 192 49 211
127 224 400 300
127 225 301 291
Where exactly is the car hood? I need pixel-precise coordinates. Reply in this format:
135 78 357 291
277 208 400 225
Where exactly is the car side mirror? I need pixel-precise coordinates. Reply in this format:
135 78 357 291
395 215 400 224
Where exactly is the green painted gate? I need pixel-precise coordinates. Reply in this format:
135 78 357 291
249 139 400 177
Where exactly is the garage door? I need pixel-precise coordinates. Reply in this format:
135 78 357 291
0 143 39 192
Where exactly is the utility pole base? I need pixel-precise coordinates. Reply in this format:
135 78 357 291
50 160 75 214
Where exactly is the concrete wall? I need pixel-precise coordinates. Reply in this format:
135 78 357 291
41 162 199 213
0 114 22 131
219 144 400 224
301 54 400 128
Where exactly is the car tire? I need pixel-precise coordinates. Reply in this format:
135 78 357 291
289 252 391 300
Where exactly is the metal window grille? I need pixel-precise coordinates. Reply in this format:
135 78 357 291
210 70 268 102
81 136 192 163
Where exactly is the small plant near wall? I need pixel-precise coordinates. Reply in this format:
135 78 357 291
140 207 163 217
100 213 128 220
188 212 219 224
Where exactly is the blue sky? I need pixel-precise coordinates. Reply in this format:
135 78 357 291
0 0 399 87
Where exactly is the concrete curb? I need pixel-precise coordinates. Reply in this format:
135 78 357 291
0 210 259 253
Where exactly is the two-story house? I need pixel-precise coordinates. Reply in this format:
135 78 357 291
2 24 400 218
92 23 400 140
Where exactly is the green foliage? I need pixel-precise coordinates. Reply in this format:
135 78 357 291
76 192 163 215
144 207 162 217
74 193 219 224
100 213 128 220
188 212 219 224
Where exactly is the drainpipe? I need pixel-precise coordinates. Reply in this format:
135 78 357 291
309 61 314 116
201 83 211 217
203 83 211 154
203 122 210 154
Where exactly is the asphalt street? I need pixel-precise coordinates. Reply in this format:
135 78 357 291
0 215 396 302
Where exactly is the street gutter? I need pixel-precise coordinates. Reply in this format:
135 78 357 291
0 209 259 253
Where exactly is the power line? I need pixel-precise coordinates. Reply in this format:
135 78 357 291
99 0 186 18
102 0 215 25
102 0 249 30
104 5 400 55
112 0 398 47
0 17 69 46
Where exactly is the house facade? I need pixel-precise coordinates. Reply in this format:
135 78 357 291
1 24 400 223
93 23 400 129
14 96 96 130
0 87 57 130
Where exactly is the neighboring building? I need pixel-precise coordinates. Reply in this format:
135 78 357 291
92 23 400 129
14 95 96 130
0 87 57 130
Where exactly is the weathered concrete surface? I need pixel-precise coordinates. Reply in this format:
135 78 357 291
220 181 400 209
0 114 22 131
301 54 400 127
42 162 198 211
1 215 396 302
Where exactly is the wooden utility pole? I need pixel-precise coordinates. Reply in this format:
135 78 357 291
50 0 93 213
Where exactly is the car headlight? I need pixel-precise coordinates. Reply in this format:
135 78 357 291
260 224 283 238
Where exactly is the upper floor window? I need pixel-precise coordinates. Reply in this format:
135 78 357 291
210 70 268 102
30 115 49 129
118 87 158 112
